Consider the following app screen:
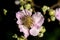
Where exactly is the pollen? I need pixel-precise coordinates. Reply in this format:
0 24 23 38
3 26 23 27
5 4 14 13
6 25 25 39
21 16 33 28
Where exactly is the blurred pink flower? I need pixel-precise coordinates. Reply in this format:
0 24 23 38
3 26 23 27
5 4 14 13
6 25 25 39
16 9 44 38
55 8 60 21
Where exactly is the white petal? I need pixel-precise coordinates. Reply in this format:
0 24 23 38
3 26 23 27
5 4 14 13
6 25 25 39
30 27 39 36
32 12 44 28
18 25 29 38
24 9 32 16
32 12 42 23
16 19 22 24
21 9 32 16
16 11 24 19
55 8 60 21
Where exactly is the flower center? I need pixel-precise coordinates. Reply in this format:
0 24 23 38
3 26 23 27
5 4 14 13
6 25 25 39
21 16 33 28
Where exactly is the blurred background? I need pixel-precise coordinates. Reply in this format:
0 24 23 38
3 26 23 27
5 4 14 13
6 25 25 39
0 0 60 40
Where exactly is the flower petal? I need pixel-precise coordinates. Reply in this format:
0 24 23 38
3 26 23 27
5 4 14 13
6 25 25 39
55 8 60 21
32 12 44 28
18 25 29 38
24 9 32 16
16 10 32 20
16 19 22 24
16 11 24 19
30 27 40 36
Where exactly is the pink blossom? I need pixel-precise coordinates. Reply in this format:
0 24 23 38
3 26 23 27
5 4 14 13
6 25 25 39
55 8 60 21
16 9 44 38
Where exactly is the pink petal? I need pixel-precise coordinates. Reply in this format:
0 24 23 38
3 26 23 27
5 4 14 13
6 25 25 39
18 25 24 32
16 11 24 19
16 10 32 19
18 25 29 38
55 8 60 21
21 9 32 16
30 27 40 36
24 9 32 16
16 19 22 24
32 12 44 28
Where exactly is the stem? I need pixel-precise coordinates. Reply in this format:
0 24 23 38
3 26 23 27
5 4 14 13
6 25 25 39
51 0 60 9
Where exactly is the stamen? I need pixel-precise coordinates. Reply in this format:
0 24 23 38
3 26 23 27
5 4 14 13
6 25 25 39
21 16 33 28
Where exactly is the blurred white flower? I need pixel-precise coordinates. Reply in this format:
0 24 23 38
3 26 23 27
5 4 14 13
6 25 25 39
15 0 20 5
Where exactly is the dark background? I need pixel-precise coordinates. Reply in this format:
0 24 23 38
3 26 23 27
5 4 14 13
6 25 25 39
0 0 60 40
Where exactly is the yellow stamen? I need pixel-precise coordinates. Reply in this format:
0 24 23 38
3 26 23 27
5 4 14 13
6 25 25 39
22 16 33 28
